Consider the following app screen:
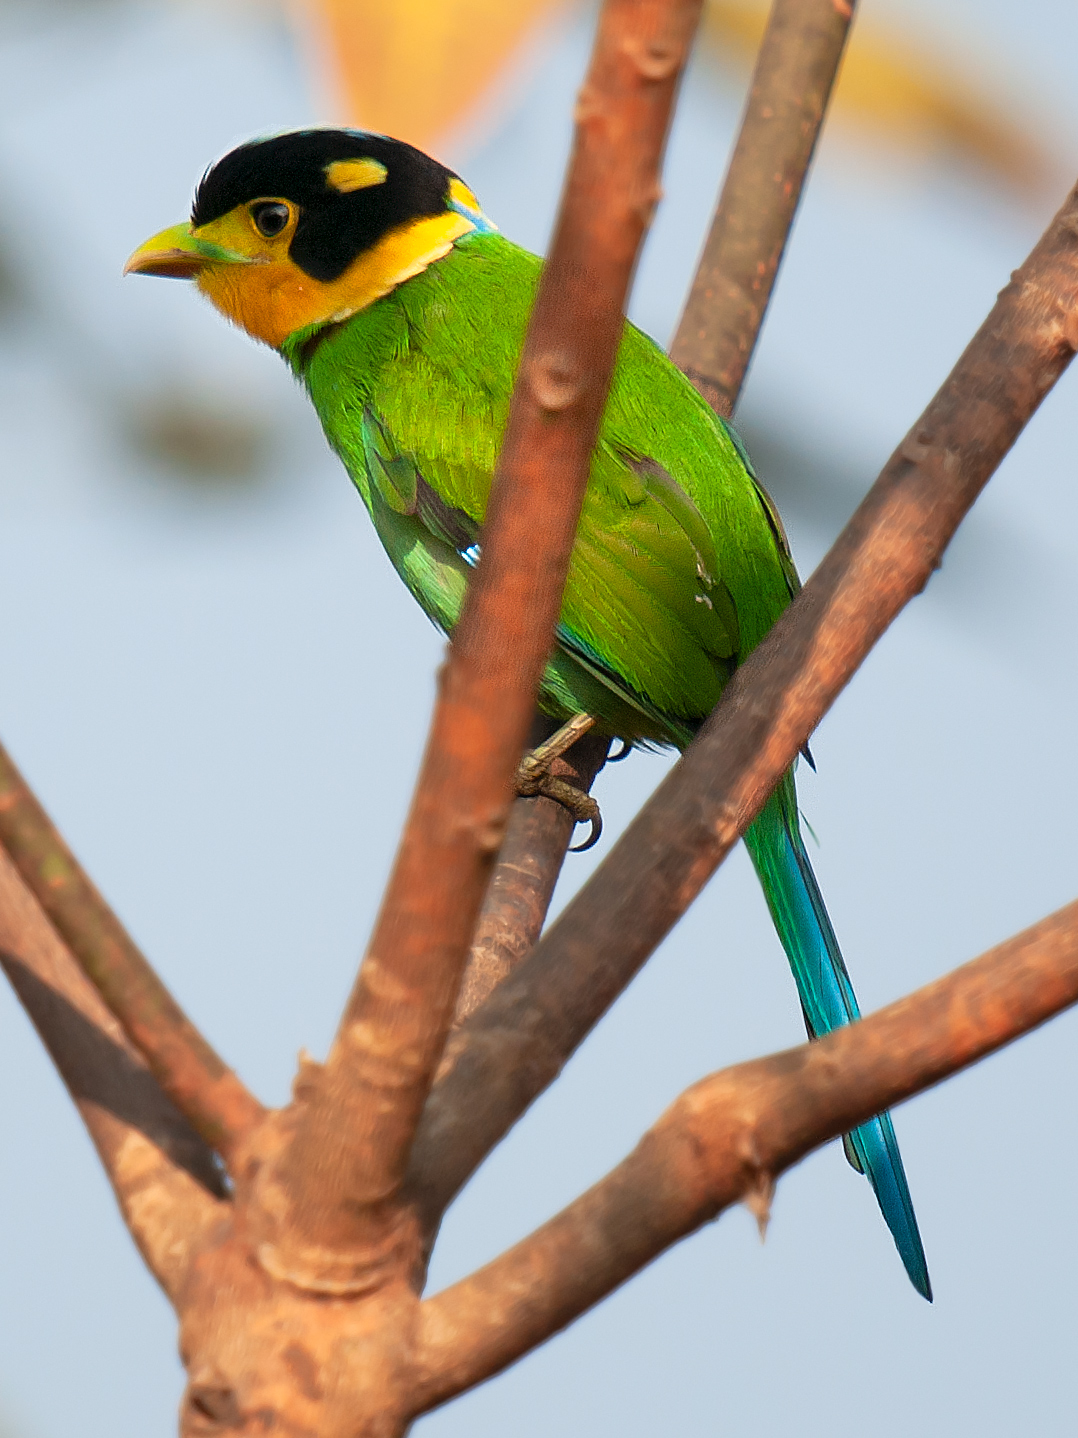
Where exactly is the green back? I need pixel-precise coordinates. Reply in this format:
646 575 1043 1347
286 232 796 747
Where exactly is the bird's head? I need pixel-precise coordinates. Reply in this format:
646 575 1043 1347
125 129 494 350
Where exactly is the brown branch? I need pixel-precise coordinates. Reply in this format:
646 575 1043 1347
407 173 1078 1228
414 898 1078 1409
451 723 610 1026
669 0 856 414
0 844 227 1301
0 742 263 1162
244 0 709 1293
445 0 854 1057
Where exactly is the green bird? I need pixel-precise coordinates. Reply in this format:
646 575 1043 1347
126 129 930 1299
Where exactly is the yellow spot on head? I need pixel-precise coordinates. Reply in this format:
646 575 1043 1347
449 177 481 214
325 158 389 194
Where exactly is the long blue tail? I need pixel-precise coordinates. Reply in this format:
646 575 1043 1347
743 775 932 1301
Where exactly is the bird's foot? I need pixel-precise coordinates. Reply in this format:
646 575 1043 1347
515 713 603 853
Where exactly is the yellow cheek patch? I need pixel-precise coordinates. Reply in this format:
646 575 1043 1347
325 158 389 193
194 209 475 350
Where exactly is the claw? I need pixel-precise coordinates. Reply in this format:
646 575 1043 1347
569 811 602 853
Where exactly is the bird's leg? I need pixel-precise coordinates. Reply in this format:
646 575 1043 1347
515 713 603 852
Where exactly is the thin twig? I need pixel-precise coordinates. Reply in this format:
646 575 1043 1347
245 0 709 1294
669 0 856 414
407 173 1078 1229
0 742 263 1161
444 0 856 1069
414 898 1078 1408
0 845 227 1301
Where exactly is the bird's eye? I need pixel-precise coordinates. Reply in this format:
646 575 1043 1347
250 202 292 238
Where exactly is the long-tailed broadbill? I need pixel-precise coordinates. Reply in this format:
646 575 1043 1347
126 129 931 1299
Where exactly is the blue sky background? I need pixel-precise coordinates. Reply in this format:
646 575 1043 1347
1 1 1077 1434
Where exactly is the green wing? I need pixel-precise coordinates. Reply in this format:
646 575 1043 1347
359 404 735 742
304 231 796 744
559 447 739 724
359 407 475 637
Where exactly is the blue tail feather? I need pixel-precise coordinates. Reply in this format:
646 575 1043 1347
744 776 932 1301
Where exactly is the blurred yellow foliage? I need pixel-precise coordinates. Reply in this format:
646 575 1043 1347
294 0 566 151
293 0 1047 193
703 1 1046 192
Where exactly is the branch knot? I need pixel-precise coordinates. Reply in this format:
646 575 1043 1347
528 351 585 413
622 33 683 82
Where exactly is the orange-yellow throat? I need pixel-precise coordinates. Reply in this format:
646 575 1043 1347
195 210 473 349
126 205 475 350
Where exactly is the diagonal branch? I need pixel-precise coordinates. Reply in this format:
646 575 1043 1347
406 173 1078 1229
413 898 1078 1409
0 742 263 1162
670 0 856 414
244 0 710 1294
0 844 227 1303
446 0 855 1053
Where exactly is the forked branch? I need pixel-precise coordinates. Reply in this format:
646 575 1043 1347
244 0 710 1292
415 898 1078 1408
407 172 1078 1227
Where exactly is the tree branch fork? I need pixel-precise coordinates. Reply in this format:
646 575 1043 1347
3 0 1078 1433
6 826 1078 1436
